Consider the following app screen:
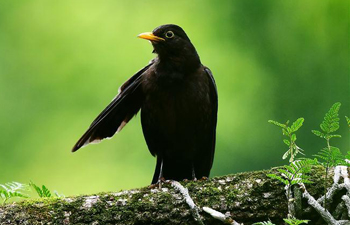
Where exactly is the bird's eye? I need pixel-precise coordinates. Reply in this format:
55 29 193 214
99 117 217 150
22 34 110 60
165 31 174 39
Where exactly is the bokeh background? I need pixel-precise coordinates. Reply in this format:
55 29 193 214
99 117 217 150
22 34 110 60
0 0 348 196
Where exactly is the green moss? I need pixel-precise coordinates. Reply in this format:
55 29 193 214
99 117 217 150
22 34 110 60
226 189 239 204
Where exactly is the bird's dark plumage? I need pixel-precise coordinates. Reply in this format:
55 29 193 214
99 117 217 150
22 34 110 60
72 24 218 184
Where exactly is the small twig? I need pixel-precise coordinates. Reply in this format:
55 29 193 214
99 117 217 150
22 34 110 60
301 165 350 225
202 207 240 225
316 166 349 206
300 184 339 225
171 181 204 225
317 183 346 206
338 220 350 225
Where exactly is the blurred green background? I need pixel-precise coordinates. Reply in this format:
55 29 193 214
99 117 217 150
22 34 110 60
0 0 348 196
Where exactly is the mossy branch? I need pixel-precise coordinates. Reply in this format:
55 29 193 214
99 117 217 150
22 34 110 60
0 167 340 225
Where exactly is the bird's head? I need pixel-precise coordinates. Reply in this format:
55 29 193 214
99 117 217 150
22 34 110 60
138 24 200 69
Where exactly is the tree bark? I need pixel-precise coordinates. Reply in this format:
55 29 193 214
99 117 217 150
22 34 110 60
0 166 342 225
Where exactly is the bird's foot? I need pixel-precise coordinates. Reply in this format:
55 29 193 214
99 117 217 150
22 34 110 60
149 177 166 189
200 176 208 181
183 177 198 182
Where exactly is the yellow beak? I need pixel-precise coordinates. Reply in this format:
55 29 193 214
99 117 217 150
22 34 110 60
137 32 165 42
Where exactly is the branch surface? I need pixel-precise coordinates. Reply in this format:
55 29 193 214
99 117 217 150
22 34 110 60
0 167 338 225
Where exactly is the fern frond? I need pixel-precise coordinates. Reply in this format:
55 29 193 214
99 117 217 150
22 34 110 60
30 181 53 198
279 168 294 180
346 116 350 128
267 174 289 185
42 185 52 197
329 147 346 166
0 182 28 204
29 181 43 197
285 164 296 175
320 102 341 134
286 159 314 184
315 147 345 167
294 159 313 173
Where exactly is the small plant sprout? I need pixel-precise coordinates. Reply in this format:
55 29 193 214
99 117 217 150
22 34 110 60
267 158 315 218
267 102 349 224
312 102 346 209
0 182 29 205
30 181 63 198
268 118 304 162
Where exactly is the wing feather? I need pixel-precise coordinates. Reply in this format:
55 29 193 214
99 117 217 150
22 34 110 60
71 62 153 152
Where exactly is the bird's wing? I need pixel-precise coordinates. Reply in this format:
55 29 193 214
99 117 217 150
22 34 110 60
204 67 218 170
72 62 154 152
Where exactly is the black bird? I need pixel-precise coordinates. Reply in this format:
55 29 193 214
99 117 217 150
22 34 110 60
72 24 218 184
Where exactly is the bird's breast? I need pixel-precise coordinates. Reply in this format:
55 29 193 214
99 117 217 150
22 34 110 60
141 67 212 132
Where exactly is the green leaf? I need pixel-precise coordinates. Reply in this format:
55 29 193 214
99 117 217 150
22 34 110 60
283 139 290 146
312 130 325 138
42 185 52 197
30 181 43 197
320 102 341 134
326 134 341 139
282 149 290 160
291 118 304 132
291 133 296 142
346 116 350 128
268 120 286 128
269 118 304 162
283 218 309 225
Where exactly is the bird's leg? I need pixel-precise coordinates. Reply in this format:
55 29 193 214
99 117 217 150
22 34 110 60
157 159 165 188
192 164 197 181
149 158 166 189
